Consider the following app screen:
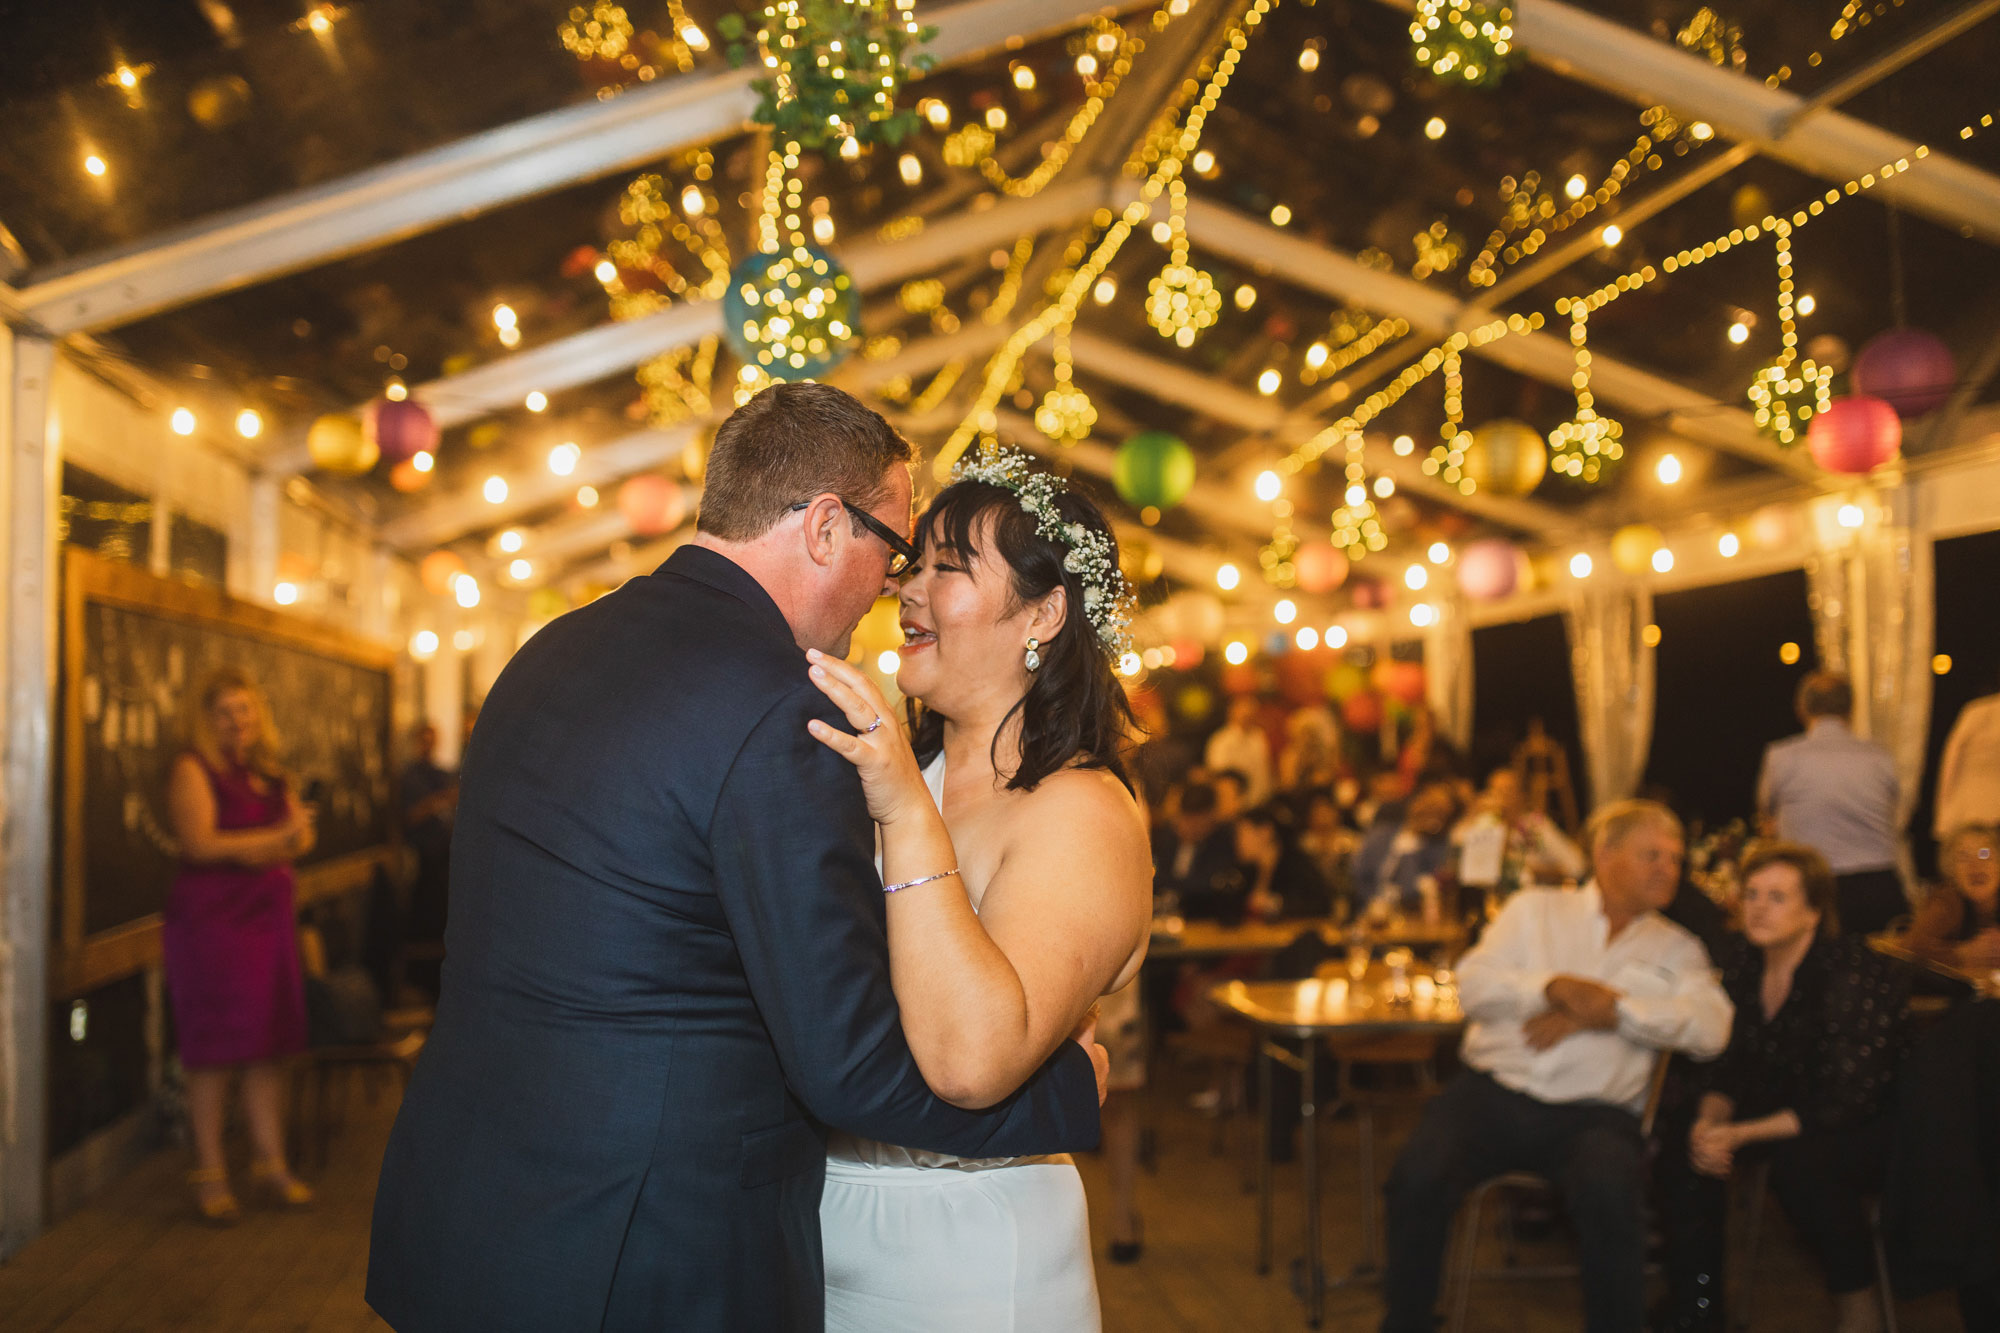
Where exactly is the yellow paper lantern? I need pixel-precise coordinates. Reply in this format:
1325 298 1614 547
1462 419 1548 497
1610 524 1664 575
307 414 378 476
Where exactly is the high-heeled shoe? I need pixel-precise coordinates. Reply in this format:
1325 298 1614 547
249 1159 315 1209
187 1167 241 1226
1109 1217 1145 1265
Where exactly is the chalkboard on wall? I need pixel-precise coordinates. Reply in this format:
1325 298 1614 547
59 550 397 996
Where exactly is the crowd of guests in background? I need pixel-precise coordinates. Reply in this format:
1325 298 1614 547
1129 666 2000 1333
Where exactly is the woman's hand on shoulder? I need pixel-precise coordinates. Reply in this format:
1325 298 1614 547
802 648 933 828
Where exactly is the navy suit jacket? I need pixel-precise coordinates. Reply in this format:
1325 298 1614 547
366 546 1100 1332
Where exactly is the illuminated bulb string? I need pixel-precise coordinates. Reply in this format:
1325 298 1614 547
1425 345 1472 487
1145 173 1222 347
1547 301 1624 481
935 0 1276 477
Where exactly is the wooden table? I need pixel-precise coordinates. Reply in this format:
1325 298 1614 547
1211 966 1465 1327
1149 915 1465 960
1869 931 2000 998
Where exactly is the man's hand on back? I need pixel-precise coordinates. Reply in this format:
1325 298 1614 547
1072 1005 1110 1107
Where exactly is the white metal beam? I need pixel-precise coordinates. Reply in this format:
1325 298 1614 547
0 327 56 1258
1374 0 2000 245
1063 329 1577 534
386 319 985 550
1168 191 1817 480
257 175 1109 483
17 0 1152 336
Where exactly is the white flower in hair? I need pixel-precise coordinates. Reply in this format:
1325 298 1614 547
951 448 1135 656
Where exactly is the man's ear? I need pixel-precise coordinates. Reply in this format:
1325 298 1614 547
798 494 844 569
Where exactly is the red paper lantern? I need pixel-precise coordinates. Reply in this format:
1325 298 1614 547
1384 660 1427 707
618 475 686 536
1456 539 1521 601
364 398 439 464
1293 542 1350 595
1853 328 1956 418
1807 396 1902 475
420 550 466 597
1342 690 1385 733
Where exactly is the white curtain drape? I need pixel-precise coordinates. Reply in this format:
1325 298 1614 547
1564 581 1656 809
1424 590 1474 755
1804 484 1935 876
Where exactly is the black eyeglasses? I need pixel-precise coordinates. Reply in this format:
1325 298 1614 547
789 498 920 578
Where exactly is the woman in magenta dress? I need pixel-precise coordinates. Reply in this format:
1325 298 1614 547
164 668 317 1222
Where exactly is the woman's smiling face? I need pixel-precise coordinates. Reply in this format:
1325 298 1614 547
894 509 1044 713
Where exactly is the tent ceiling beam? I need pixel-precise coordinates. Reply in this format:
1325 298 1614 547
15 0 1155 337
1164 189 1817 480
1371 0 2000 246
381 322 986 551
1480 0 2000 308
259 176 1111 479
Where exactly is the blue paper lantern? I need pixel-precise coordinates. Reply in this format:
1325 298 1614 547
722 244 860 381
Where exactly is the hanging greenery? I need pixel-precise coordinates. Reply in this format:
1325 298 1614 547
1410 0 1519 88
717 0 937 151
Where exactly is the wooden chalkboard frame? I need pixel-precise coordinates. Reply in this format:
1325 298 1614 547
57 549 400 997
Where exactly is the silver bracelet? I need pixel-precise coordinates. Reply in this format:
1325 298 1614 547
884 869 960 894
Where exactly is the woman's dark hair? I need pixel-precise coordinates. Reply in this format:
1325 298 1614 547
907 477 1135 793
1740 839 1840 936
1238 802 1300 847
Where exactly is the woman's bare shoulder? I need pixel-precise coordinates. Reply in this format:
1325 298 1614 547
1012 765 1146 839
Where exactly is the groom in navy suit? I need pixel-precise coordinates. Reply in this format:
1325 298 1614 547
367 384 1103 1332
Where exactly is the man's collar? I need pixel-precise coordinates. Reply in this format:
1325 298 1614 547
1806 716 1852 736
657 545 795 646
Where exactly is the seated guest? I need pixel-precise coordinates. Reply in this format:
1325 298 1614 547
1298 789 1351 887
1210 767 1250 822
1757 671 1906 936
1656 842 1909 1332
1205 694 1273 805
1152 781 1242 921
1455 766 1586 904
1351 781 1459 917
1906 822 2000 973
1380 800 1732 1333
1234 803 1333 921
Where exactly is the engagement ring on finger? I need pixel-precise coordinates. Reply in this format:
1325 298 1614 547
863 717 885 734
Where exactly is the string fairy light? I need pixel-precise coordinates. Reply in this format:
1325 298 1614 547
1547 301 1624 481
1424 344 1472 487
934 0 1277 478
1747 218 1833 444
1145 172 1223 346
966 13 1156 198
1034 316 1098 443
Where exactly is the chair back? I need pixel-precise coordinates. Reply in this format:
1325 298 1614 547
1638 1048 1673 1138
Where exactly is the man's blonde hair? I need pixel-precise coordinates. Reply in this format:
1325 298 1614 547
1586 798 1684 862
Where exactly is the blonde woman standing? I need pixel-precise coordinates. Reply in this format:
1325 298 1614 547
164 668 317 1222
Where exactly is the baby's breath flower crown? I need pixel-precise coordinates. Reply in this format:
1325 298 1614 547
950 449 1135 658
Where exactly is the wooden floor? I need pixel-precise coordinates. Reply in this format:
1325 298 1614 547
0 1062 1965 1332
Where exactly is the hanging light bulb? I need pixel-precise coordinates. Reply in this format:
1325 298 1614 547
1274 599 1297 625
483 476 509 504
1428 542 1451 565
1405 564 1428 590
1254 470 1282 502
1216 563 1241 591
1570 552 1594 579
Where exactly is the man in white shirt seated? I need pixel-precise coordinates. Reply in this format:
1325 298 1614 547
1381 800 1733 1333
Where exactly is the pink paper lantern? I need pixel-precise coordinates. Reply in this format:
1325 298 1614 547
1853 328 1956 418
1807 395 1902 475
618 475 686 536
1456 539 1521 601
1293 541 1350 595
1349 575 1390 610
363 397 439 464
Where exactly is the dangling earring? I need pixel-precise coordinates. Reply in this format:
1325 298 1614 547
1024 637 1042 673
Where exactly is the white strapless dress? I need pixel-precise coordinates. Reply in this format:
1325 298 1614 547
820 756 1102 1332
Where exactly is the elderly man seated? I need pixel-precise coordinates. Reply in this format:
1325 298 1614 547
1380 800 1733 1333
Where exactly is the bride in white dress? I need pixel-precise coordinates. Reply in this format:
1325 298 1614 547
803 451 1153 1332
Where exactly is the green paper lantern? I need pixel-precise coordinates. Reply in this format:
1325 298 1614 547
1113 431 1196 512
723 244 859 381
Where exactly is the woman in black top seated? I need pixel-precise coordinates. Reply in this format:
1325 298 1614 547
1657 841 1909 1333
